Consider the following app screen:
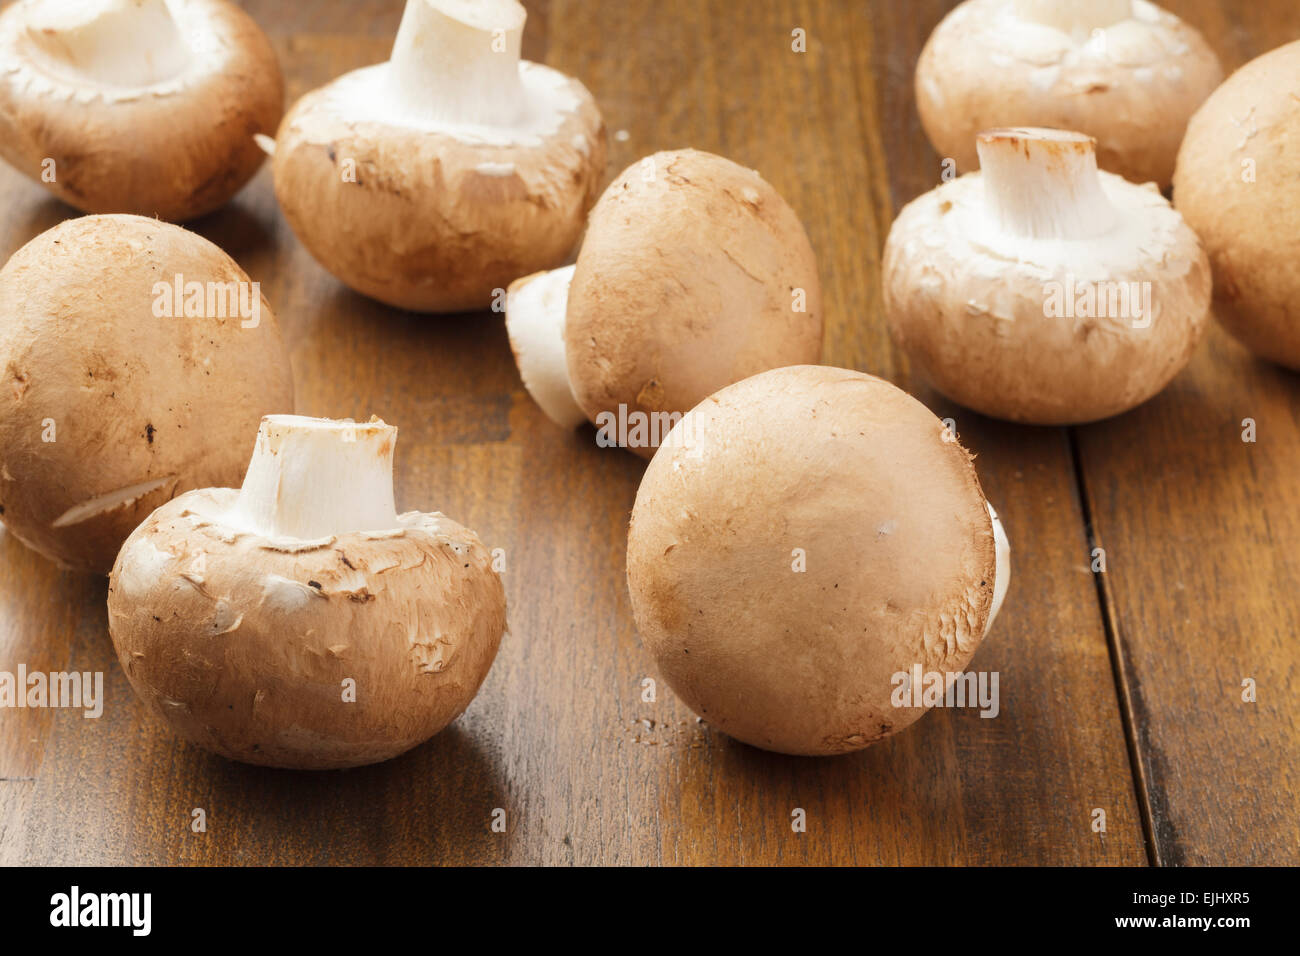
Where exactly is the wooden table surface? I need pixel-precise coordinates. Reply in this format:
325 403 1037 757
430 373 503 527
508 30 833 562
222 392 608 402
1 0 1297 867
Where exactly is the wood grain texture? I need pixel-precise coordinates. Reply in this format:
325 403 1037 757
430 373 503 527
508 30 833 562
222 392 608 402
0 0 1294 866
1070 0 1300 866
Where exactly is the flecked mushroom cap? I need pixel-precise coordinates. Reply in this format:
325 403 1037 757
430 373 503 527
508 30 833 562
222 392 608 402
884 127 1210 425
108 489 505 770
272 0 606 313
626 365 999 756
916 0 1222 188
565 149 823 457
1173 40 1300 371
0 0 283 220
273 73 605 313
0 214 294 574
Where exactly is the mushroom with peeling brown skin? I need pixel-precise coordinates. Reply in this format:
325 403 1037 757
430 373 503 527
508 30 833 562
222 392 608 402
626 365 1011 756
107 415 507 770
0 0 283 221
1173 40 1300 371
0 213 294 574
883 127 1211 425
506 148 823 457
271 0 606 313
915 0 1222 189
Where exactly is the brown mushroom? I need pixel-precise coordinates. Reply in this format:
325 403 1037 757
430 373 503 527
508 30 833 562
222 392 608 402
916 0 1222 189
107 415 507 770
0 214 294 573
506 149 823 456
1174 39 1300 370
626 365 1010 756
0 0 283 220
884 127 1210 424
271 0 606 312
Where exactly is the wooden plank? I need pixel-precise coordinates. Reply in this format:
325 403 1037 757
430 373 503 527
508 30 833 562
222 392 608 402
1069 0 1300 866
1 0 1158 865
1077 327 1300 865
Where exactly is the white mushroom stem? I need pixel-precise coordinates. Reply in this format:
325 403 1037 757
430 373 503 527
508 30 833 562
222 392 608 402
977 127 1118 240
388 0 527 128
985 502 1011 638
1013 0 1132 33
504 265 587 429
230 416 400 541
22 0 189 88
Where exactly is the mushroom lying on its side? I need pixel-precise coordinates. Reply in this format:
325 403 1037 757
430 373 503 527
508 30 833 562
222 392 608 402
1174 40 1300 371
0 0 283 220
272 0 606 312
0 214 294 574
107 415 507 770
506 149 823 457
883 127 1210 424
627 365 1010 756
915 0 1222 189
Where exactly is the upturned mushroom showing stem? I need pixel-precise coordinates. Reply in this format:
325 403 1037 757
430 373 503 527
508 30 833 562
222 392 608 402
0 0 283 220
272 0 606 313
107 415 507 770
883 126 1210 425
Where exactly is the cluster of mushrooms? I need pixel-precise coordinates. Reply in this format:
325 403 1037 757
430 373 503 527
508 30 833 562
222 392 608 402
0 0 1293 766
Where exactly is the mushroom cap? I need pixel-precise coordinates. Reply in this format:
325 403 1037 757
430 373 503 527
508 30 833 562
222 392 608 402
272 61 606 313
0 214 294 574
0 0 283 221
626 365 999 756
883 159 1210 424
108 490 506 769
916 0 1222 188
1173 40 1300 370
565 149 823 457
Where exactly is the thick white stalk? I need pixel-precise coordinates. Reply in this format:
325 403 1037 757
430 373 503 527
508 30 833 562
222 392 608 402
388 0 527 127
505 265 586 429
976 127 1118 240
1014 0 1132 33
232 416 400 540
23 0 189 87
